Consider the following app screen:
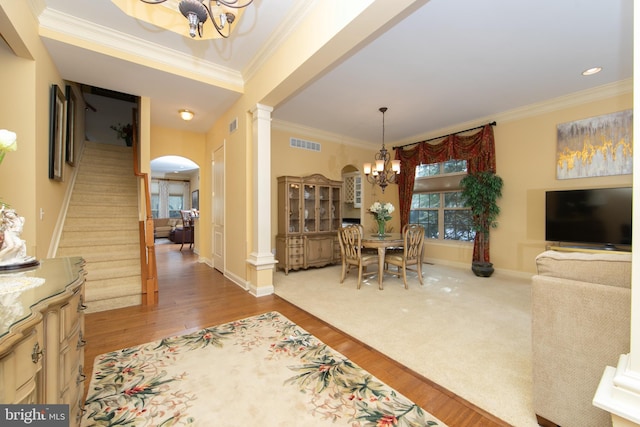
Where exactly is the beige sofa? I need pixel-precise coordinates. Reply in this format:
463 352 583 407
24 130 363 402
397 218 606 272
153 218 179 239
532 250 631 427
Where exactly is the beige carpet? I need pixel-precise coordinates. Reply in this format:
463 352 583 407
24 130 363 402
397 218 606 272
82 312 446 427
274 263 538 427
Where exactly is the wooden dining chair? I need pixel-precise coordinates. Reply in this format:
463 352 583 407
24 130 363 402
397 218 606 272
338 225 378 289
179 210 194 251
384 224 425 289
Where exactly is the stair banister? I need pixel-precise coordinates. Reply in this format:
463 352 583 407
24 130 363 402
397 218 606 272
131 109 158 305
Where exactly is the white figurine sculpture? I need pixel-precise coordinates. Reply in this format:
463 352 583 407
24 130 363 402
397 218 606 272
0 206 31 266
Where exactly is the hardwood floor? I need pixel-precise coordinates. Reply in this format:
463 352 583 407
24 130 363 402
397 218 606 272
83 241 510 427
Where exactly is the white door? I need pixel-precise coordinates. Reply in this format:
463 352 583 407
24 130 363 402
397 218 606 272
213 146 224 272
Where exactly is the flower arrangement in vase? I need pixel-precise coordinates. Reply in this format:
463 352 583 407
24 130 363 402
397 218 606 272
369 201 394 236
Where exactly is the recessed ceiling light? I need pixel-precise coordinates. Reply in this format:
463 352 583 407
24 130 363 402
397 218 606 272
582 67 602 76
179 109 194 121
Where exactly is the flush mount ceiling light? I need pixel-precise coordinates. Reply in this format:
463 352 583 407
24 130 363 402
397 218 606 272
582 67 603 76
363 107 401 193
179 109 194 121
138 0 253 38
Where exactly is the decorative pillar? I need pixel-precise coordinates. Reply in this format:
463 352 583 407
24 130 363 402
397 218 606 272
246 104 277 296
593 2 640 422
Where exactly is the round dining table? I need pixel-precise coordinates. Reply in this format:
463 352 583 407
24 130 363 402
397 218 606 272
361 232 404 290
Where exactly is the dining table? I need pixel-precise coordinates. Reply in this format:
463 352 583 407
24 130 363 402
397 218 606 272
361 232 404 290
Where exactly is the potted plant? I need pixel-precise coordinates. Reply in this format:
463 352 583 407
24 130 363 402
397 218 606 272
460 171 503 277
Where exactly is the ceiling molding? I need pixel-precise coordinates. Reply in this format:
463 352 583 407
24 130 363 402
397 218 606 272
393 79 634 147
242 1 318 81
272 119 373 151
38 7 244 91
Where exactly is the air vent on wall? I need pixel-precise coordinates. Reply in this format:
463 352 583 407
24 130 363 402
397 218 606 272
290 137 321 152
229 117 238 134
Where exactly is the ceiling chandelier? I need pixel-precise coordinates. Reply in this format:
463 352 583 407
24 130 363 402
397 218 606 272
140 0 254 38
363 107 401 193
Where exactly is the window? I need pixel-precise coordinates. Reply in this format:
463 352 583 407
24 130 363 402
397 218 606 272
150 179 190 218
409 160 475 242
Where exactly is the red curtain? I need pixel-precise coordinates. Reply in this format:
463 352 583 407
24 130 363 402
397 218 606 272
394 124 496 262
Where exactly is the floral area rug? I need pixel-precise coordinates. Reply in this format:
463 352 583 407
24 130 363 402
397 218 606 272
81 312 446 426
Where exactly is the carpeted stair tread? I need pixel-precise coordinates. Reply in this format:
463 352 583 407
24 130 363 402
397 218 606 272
58 230 140 247
65 205 138 218
83 295 142 314
61 217 139 231
73 182 137 194
59 140 144 313
84 141 132 154
70 192 137 206
84 276 141 301
85 259 141 281
57 243 139 262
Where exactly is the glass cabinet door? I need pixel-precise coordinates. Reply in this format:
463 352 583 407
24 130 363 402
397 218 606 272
331 186 341 230
318 186 330 232
288 183 301 233
304 184 315 232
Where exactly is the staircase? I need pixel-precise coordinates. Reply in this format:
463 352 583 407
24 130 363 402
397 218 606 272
57 141 142 313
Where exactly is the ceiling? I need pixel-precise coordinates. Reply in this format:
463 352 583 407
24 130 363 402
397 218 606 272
36 0 632 147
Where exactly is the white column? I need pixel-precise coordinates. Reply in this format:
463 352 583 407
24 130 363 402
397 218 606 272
593 2 640 423
246 104 276 296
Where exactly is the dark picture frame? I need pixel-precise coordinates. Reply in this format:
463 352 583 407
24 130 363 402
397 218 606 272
49 84 66 181
192 190 199 210
65 85 76 166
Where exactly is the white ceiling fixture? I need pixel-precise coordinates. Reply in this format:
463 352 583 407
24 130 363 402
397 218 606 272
582 67 603 76
137 0 254 38
179 109 194 121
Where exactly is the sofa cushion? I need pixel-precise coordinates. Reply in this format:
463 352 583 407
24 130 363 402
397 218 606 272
535 250 631 289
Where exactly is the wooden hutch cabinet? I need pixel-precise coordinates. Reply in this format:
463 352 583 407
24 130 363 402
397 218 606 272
0 257 86 426
276 174 342 274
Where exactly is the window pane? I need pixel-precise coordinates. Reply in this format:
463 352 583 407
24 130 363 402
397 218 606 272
442 159 467 174
151 194 159 219
415 163 440 177
168 195 183 218
409 209 438 239
444 210 475 241
444 191 465 208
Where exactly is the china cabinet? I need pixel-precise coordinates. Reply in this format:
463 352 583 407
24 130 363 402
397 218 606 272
0 257 86 426
276 174 342 274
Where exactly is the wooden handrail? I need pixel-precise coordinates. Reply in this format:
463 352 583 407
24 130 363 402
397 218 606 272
131 108 158 305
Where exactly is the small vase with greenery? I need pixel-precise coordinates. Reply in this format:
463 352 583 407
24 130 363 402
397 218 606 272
460 171 503 277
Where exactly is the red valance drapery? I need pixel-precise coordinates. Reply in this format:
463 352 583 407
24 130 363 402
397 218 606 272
394 124 496 262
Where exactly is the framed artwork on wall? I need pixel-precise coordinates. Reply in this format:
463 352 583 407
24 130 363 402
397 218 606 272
65 85 76 166
556 109 633 179
49 84 66 181
192 190 199 210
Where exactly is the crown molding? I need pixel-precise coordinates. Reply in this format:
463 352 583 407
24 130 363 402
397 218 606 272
38 7 244 91
394 79 634 147
272 119 374 150
242 1 318 81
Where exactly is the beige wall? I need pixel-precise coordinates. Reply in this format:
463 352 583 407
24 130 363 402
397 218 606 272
490 90 633 274
0 1 73 261
270 123 400 250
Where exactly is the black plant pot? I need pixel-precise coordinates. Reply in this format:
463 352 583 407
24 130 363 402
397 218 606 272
472 261 494 277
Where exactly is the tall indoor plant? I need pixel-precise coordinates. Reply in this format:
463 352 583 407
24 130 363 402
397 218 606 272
460 171 503 277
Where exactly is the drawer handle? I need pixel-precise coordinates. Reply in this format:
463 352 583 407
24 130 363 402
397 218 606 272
78 295 87 312
77 331 86 349
31 342 44 364
77 366 86 384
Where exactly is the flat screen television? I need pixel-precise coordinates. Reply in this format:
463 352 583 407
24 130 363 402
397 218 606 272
545 187 632 251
